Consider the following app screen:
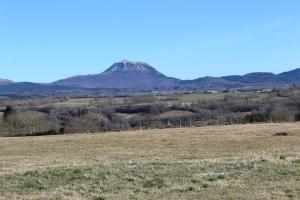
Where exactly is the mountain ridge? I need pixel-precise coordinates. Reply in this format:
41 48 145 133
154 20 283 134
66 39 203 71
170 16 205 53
1 61 300 93
53 60 180 89
0 78 14 85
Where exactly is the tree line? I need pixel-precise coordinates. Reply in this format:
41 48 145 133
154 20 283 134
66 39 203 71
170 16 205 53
1 88 300 137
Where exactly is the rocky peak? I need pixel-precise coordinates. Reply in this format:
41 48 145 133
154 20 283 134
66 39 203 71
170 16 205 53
102 60 160 74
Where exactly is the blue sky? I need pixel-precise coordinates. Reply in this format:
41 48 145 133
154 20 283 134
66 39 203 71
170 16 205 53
0 0 300 82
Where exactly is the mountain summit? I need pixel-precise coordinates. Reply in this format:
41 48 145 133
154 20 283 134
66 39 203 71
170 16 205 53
53 61 300 90
2 61 300 93
103 60 162 75
53 60 179 89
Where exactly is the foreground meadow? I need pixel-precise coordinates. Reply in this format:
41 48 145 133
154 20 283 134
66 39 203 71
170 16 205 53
0 123 300 199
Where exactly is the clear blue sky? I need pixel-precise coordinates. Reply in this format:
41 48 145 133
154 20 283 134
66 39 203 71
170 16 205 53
1 0 300 82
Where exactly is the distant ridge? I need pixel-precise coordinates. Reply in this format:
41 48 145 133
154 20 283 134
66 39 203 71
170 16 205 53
53 60 180 89
0 78 14 85
54 60 300 90
1 61 300 94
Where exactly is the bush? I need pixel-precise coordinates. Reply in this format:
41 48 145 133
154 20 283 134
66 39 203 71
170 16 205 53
3 105 15 120
294 112 300 121
271 107 292 122
244 112 269 123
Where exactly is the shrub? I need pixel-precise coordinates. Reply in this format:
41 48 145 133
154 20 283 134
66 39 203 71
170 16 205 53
271 107 292 122
3 105 15 120
294 112 300 121
244 112 268 123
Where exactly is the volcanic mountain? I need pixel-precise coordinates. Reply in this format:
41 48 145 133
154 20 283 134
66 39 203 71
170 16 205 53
2 61 300 94
54 60 180 89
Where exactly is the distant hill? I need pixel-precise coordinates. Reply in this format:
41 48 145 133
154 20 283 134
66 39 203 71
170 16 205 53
180 68 300 90
222 72 276 83
0 78 14 85
0 82 81 94
53 60 180 89
1 61 300 94
54 60 300 90
277 68 300 83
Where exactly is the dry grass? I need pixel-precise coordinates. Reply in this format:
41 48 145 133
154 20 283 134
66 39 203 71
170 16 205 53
180 93 226 103
1 123 300 199
44 98 93 108
158 110 195 118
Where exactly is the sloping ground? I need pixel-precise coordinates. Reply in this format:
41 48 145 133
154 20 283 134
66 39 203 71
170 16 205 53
53 60 179 89
0 78 14 85
158 110 195 118
0 123 300 199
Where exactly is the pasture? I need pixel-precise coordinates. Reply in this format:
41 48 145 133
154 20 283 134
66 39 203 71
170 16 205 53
0 123 300 199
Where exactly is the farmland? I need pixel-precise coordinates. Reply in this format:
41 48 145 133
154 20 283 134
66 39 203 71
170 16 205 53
1 123 300 199
2 88 300 137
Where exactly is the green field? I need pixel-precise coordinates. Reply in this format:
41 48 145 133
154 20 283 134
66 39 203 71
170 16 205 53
1 123 300 199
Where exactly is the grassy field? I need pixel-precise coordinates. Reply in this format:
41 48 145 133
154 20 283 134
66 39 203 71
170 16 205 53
0 123 300 199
